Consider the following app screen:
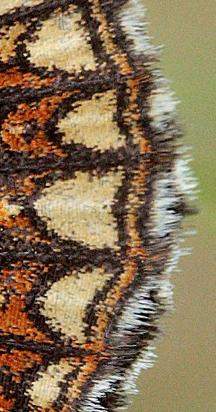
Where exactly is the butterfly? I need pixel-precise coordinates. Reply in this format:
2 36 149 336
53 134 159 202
0 1 195 411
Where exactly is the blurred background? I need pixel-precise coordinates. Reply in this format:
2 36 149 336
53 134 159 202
128 1 215 412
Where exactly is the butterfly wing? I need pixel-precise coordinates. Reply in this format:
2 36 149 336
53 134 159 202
0 1 195 411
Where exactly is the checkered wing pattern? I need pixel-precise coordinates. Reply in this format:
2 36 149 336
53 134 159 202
0 1 195 411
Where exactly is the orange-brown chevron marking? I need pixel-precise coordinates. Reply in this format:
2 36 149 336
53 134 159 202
2 94 70 155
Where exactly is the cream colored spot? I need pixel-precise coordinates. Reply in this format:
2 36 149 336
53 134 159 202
0 0 42 14
27 360 72 408
0 23 25 63
59 90 125 150
25 6 96 72
40 268 112 343
0 293 5 308
1 199 23 216
34 169 123 249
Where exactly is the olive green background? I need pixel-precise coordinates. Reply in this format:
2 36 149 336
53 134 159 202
127 1 215 412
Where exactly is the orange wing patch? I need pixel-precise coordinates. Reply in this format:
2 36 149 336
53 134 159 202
1 94 70 155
